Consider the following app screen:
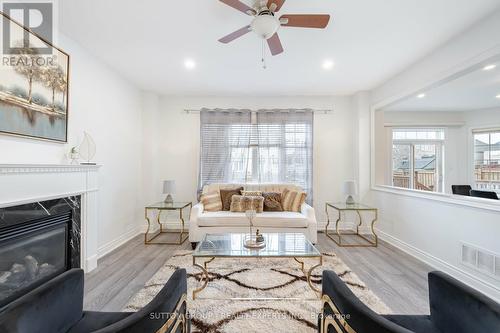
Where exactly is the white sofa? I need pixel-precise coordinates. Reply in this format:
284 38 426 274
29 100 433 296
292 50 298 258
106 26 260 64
189 183 317 247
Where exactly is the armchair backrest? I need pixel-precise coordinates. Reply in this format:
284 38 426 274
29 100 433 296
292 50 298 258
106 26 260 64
429 271 500 333
321 271 412 333
469 190 499 200
93 268 188 333
0 269 84 333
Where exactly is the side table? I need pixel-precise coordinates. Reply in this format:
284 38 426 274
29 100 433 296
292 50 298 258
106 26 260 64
144 202 192 245
325 202 378 247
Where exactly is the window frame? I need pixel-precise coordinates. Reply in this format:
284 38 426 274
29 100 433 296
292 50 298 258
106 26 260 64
390 128 446 193
471 128 500 194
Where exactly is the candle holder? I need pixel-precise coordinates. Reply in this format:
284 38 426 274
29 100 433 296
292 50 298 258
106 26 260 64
244 210 265 249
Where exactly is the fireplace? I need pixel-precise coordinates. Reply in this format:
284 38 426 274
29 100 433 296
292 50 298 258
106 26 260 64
0 196 81 308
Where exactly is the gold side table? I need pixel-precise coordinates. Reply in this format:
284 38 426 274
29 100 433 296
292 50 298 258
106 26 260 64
145 202 192 245
325 202 378 247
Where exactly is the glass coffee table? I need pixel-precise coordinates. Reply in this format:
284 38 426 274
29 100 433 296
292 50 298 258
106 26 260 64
192 233 322 300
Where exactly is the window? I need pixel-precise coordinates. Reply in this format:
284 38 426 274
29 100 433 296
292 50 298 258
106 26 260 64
391 128 445 192
473 129 500 194
199 109 313 201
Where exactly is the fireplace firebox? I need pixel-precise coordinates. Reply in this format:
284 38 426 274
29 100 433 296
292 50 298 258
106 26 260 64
0 196 81 308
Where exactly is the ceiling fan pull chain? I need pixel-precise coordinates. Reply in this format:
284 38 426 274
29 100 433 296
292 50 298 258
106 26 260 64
261 39 267 69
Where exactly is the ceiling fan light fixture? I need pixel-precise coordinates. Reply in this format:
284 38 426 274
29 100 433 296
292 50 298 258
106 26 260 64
251 14 280 39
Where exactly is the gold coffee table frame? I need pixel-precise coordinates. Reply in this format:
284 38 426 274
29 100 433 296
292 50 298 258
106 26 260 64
325 203 378 247
144 202 192 245
191 233 323 300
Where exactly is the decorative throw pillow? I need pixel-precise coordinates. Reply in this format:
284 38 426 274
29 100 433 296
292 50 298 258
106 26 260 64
281 189 307 212
230 195 264 213
262 192 283 212
219 187 244 211
200 191 222 212
241 190 263 197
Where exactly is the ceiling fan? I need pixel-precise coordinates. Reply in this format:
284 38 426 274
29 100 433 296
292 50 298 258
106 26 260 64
218 0 331 56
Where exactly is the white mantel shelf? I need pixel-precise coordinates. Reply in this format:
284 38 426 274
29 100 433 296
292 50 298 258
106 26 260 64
0 164 101 174
0 163 101 272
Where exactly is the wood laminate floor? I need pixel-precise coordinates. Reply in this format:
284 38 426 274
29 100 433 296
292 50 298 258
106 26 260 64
84 233 432 314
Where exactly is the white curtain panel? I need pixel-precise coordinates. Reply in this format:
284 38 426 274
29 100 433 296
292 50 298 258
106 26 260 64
198 109 313 203
256 109 314 203
198 109 252 194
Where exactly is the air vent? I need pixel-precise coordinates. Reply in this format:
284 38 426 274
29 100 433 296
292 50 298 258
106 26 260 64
461 243 500 280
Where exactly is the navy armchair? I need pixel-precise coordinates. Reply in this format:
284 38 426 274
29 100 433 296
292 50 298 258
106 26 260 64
319 270 500 333
0 268 189 333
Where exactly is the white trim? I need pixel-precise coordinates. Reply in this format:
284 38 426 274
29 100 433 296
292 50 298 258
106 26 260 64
97 225 143 259
85 254 98 272
378 229 500 303
0 164 101 174
373 185 500 212
0 190 98 208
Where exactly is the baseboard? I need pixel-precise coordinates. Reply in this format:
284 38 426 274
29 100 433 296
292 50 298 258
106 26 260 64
97 225 143 259
85 254 98 273
377 229 500 303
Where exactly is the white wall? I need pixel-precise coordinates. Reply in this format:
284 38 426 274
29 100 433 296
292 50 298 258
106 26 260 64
143 95 356 225
365 9 500 301
0 34 144 254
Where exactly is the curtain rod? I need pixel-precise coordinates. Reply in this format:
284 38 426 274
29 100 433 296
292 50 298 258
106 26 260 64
184 108 334 114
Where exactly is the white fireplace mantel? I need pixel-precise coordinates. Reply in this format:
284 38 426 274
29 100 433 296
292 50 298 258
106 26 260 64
0 164 101 272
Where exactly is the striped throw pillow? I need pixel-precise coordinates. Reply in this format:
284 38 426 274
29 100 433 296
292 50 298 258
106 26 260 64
200 191 222 212
281 189 307 212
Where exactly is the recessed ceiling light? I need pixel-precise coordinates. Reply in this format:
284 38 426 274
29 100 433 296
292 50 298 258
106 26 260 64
483 64 497 71
496 94 500 99
322 60 335 70
417 93 426 99
184 59 196 70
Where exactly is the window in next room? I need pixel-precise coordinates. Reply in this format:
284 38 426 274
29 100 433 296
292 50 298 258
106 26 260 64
473 129 500 195
391 128 445 193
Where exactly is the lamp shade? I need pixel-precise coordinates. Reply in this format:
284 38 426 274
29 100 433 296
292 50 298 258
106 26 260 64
163 180 176 194
343 180 358 196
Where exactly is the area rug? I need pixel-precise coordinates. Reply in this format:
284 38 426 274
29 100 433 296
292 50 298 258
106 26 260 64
125 251 391 333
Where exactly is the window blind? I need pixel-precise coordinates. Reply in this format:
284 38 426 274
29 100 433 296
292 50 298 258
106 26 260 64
198 109 314 203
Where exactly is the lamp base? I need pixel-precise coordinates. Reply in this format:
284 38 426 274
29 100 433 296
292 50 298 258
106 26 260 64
345 195 355 205
164 194 173 204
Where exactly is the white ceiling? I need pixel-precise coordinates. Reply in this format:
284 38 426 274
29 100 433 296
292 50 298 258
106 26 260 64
383 60 500 112
59 0 500 96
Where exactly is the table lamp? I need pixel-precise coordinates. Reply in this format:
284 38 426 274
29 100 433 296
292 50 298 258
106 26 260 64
163 180 175 204
343 180 357 205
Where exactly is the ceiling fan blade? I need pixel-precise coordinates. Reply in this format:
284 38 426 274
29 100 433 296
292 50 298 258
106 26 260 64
219 0 256 15
218 25 252 43
280 14 331 28
267 33 284 56
267 0 286 12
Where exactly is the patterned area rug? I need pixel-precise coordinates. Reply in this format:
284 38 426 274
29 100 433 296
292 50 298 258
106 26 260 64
125 251 391 333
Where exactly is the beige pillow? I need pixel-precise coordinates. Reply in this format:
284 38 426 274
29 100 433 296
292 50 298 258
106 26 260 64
281 189 307 212
241 190 263 197
200 191 222 212
230 195 264 213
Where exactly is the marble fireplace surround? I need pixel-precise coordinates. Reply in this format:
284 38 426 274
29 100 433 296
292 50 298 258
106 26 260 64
0 164 100 272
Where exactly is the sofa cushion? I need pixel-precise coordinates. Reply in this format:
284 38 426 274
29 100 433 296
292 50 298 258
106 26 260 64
230 195 264 213
282 189 307 212
197 211 308 228
220 187 243 211
200 191 222 212
262 192 284 212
